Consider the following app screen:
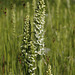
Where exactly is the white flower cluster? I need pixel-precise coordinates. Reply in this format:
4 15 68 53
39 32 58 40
48 64 53 75
21 14 36 74
34 0 45 56
20 0 46 74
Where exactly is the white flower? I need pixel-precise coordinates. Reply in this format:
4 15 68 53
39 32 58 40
26 53 27 55
37 51 41 55
29 64 33 67
33 60 35 62
29 57 31 58
32 67 36 70
28 69 32 73
22 50 25 52
35 51 37 53
40 48 44 51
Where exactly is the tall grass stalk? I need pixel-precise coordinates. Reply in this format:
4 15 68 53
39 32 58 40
11 3 16 74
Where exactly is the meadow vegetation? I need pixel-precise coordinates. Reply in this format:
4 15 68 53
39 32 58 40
0 0 75 75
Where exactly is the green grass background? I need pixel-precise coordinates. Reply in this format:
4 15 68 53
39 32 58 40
0 0 75 75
